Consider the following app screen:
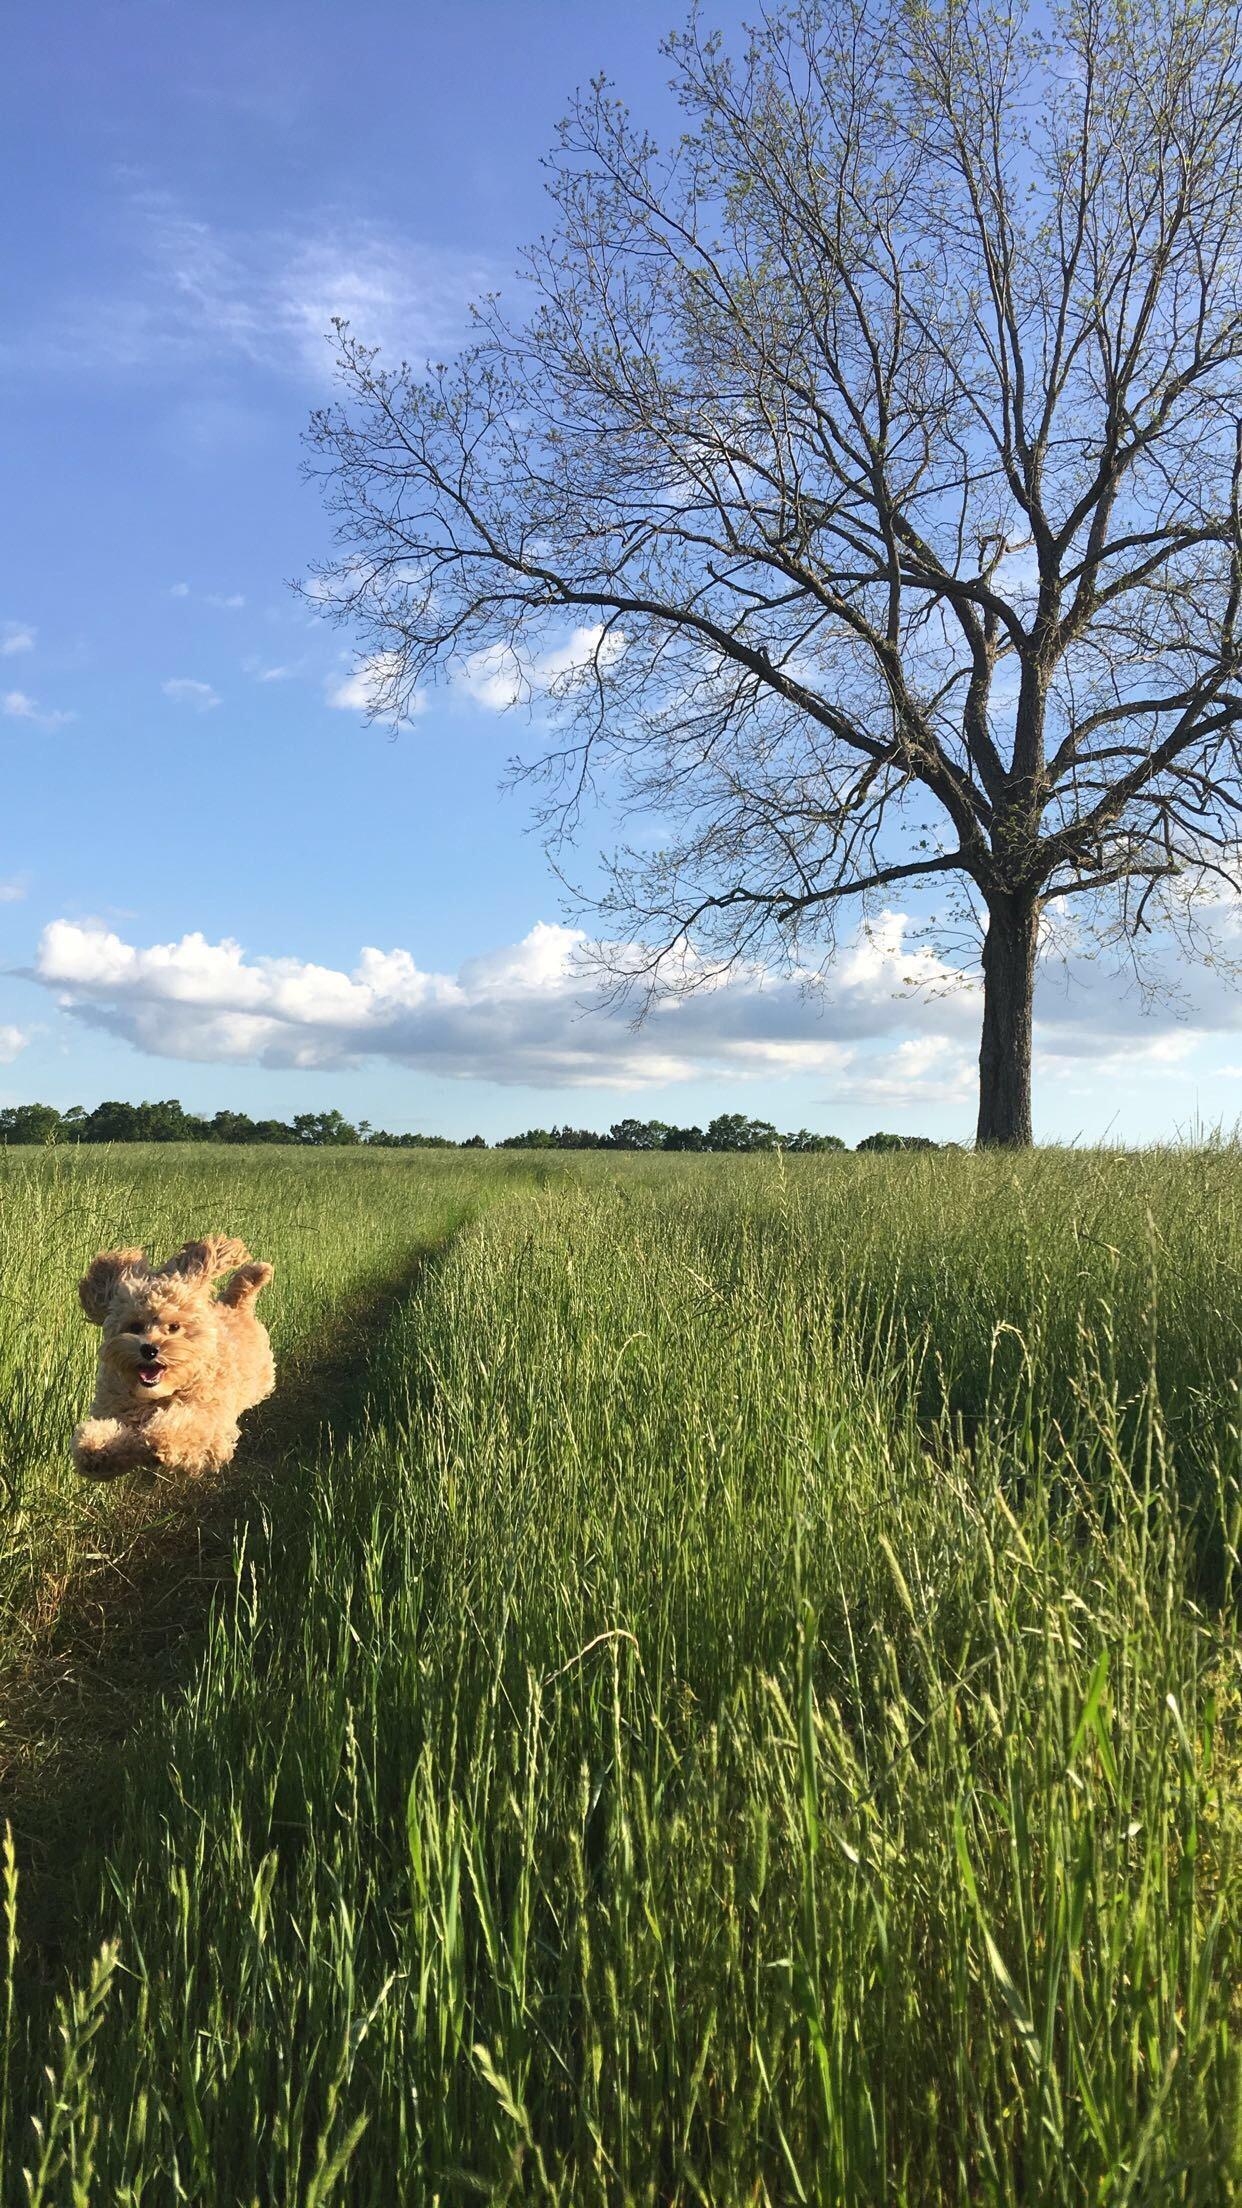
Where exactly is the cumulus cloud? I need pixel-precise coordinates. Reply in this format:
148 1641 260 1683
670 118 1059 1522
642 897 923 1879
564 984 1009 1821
327 652 426 717
455 625 624 712
163 677 221 711
25 905 1240 1099
30 910 979 1087
0 1025 26 1063
3 690 74 730
1 623 34 656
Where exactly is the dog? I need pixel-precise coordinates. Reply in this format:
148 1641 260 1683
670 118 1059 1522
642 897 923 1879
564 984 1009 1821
72 1236 275 1480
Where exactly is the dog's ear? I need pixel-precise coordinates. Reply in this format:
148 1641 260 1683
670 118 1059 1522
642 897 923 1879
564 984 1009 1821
218 1259 273 1311
158 1236 252 1286
79 1248 148 1324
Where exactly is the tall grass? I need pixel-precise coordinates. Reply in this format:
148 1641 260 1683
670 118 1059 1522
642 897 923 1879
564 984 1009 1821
0 1147 1238 2203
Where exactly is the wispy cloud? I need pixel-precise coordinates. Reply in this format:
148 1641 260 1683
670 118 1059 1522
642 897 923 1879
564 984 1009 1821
12 196 500 387
162 677 221 711
1 623 34 657
0 1025 26 1064
3 690 75 731
169 583 245 609
0 878 27 903
817 1035 977 1111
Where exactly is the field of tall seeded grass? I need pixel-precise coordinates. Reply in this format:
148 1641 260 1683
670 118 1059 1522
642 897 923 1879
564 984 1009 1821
0 1142 1237 2204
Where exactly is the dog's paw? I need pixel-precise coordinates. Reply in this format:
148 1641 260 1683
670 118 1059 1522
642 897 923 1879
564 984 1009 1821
72 1417 147 1481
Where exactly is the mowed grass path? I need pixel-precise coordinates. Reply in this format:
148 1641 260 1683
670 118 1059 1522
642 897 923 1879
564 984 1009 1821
0 1148 1238 2204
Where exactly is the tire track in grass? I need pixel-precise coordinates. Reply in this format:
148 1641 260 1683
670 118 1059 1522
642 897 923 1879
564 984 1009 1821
0 1201 486 1981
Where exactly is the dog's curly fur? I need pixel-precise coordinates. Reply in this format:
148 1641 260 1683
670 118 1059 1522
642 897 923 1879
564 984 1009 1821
72 1235 275 1480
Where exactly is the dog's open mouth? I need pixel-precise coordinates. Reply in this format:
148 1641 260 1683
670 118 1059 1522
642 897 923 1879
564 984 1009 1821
137 1362 165 1388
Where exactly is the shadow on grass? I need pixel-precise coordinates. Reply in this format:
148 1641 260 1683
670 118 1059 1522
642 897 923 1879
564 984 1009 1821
0 1228 459 1980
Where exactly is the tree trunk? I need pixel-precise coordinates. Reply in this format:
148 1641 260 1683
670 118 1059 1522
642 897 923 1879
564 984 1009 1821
976 894 1039 1148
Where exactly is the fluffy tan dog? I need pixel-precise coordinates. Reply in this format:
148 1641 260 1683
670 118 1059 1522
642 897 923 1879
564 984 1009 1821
73 1236 275 1480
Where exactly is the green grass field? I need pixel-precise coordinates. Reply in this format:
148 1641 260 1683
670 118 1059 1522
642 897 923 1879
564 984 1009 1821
0 1144 1237 2204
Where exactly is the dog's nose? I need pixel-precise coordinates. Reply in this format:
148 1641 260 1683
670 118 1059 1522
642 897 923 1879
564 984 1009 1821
140 1342 159 1360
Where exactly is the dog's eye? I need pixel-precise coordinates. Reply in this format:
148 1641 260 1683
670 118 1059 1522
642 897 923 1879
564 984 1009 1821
166 1322 180 1334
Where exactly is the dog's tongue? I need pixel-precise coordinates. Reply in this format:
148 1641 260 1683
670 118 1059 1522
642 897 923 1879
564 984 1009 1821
138 1363 162 1384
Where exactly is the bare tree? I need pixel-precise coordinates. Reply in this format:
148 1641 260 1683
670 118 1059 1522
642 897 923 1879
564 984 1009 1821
306 0 1242 1145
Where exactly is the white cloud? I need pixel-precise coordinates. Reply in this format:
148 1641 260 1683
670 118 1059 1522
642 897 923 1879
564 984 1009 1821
25 905 1241 1100
169 584 245 610
30 910 980 1088
0 878 26 902
0 1026 26 1063
163 678 221 711
327 652 426 718
14 198 498 387
822 1035 977 1110
455 625 625 712
3 690 74 730
1 623 34 656
256 664 295 683
1034 1028 1204 1098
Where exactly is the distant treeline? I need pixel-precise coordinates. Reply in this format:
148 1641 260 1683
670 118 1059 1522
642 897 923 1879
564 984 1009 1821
497 1116 950 1153
0 1100 954 1154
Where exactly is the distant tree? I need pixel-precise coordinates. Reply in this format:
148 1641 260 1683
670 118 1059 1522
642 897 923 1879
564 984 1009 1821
0 1103 62 1144
308 0 1242 1149
856 1131 941 1152
82 1100 143 1143
661 1124 706 1151
293 1109 360 1147
77 1098 205 1143
135 1099 201 1143
784 1130 847 1153
209 1111 255 1143
252 1118 297 1145
705 1113 782 1152
610 1118 668 1151
461 1134 488 1149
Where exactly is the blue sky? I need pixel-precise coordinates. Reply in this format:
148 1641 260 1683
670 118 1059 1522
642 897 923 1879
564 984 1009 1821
1 0 1238 1144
